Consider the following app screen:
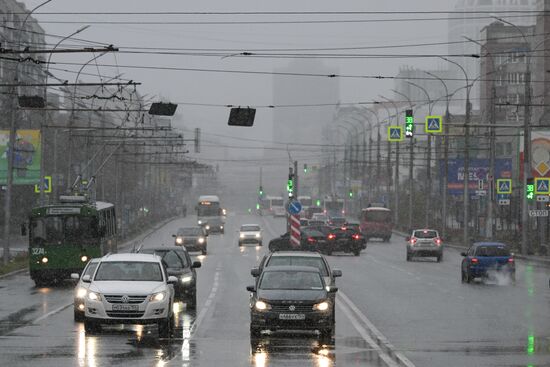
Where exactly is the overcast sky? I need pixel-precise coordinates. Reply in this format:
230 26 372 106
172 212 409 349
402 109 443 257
21 0 456 202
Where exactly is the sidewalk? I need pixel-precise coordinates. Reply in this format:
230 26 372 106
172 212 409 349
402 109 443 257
392 229 550 266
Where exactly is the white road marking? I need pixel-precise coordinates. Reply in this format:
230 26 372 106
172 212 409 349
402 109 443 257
339 291 416 367
190 269 220 336
33 302 72 324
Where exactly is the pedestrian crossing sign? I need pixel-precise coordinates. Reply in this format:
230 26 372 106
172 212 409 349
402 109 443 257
496 179 512 194
425 116 442 133
387 126 403 142
34 176 52 194
535 177 550 194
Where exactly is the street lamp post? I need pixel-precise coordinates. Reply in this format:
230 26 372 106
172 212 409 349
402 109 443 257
441 56 472 245
406 81 434 227
3 0 53 266
378 101 393 209
381 96 401 225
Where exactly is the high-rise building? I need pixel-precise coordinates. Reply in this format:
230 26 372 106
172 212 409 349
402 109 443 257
448 0 537 110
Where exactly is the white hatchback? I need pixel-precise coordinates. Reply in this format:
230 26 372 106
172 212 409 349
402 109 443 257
79 253 177 338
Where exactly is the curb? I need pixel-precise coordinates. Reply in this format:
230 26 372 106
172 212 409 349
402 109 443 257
0 216 181 280
392 230 550 266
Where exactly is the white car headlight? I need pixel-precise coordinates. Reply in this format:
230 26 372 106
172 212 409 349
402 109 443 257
198 237 205 244
198 220 203 225
181 275 193 283
220 225 224 229
205 225 210 230
255 233 261 238
88 291 101 301
240 233 245 239
176 237 183 244
150 291 166 302
313 301 330 311
255 300 271 311
76 287 87 298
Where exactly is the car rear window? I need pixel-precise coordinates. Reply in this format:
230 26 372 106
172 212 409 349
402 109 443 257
475 246 511 257
266 256 329 276
413 230 438 238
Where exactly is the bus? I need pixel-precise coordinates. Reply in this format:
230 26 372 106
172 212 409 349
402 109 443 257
26 195 117 286
262 195 285 217
359 206 393 242
196 195 224 226
323 197 345 217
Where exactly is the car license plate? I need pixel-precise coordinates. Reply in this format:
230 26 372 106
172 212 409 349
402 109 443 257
279 313 305 320
112 304 139 311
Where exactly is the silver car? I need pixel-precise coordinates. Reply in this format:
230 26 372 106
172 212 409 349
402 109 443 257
406 229 444 262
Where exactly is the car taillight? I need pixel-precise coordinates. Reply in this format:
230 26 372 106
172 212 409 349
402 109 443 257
508 258 515 264
327 234 336 240
471 258 479 264
352 234 360 240
307 237 316 243
341 227 347 231
410 237 417 245
434 238 442 246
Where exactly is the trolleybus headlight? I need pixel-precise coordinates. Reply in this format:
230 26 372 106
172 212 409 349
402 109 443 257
80 255 88 262
176 237 183 245
41 257 48 264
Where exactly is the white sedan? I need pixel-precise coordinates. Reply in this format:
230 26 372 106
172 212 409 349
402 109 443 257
238 224 263 246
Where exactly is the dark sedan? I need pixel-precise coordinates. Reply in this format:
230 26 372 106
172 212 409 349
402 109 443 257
247 266 337 339
173 227 208 255
326 226 366 256
139 247 202 309
267 229 329 253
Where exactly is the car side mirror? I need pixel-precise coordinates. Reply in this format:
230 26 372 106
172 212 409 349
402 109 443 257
460 252 467 257
332 269 342 278
20 223 27 236
328 286 338 293
167 276 178 284
70 273 80 280
246 285 256 292
172 234 176 238
250 267 260 277
192 261 202 269
82 275 91 283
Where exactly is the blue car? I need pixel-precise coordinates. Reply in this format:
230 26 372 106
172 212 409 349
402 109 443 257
461 242 516 284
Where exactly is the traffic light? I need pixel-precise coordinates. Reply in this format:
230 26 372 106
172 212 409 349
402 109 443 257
256 203 260 210
303 164 308 174
316 199 321 207
405 109 414 138
348 190 353 198
287 174 294 198
526 177 535 201
259 186 263 197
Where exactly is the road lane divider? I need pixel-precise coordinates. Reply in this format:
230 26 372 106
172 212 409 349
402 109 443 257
338 291 416 367
33 302 72 324
190 267 221 337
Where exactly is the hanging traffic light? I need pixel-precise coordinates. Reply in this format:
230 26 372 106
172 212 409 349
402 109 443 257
259 186 263 196
405 109 414 138
349 190 353 198
316 199 321 207
303 164 308 173
526 177 535 201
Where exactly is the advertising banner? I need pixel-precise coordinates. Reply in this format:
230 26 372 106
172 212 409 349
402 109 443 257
440 158 513 196
0 129 41 185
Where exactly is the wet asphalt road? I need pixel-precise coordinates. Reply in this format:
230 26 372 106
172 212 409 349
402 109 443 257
0 213 549 367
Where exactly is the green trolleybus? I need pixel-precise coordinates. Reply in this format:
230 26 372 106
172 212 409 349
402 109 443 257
26 195 117 286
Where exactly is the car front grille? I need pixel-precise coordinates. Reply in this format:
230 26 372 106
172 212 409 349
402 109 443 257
106 311 145 318
104 295 147 304
270 304 314 313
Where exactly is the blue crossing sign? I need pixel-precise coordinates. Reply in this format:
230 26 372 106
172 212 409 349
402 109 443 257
496 179 512 194
535 177 550 194
34 176 52 194
288 200 302 215
425 116 442 133
387 126 403 142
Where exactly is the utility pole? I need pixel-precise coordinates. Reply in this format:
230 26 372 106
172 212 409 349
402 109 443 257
294 160 299 199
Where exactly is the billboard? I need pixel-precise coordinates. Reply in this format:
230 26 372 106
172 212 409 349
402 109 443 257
0 130 41 185
519 130 550 179
440 158 513 196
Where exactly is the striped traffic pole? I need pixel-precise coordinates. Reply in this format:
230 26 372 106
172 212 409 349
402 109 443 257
290 214 301 248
